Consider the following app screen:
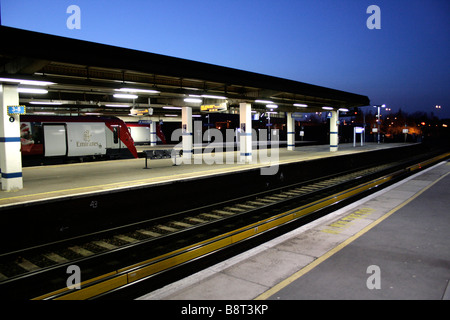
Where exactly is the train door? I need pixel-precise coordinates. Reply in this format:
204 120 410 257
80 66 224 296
43 124 67 157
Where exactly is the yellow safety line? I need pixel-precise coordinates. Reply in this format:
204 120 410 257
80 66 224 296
254 169 450 300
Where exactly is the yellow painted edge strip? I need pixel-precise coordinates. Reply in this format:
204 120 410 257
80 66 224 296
254 168 450 300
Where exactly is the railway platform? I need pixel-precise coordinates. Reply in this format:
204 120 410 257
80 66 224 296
0 142 418 208
137 159 450 300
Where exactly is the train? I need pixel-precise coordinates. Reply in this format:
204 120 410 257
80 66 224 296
125 122 167 145
20 115 139 161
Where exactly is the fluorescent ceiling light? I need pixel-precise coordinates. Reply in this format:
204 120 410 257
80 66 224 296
163 106 182 110
339 108 349 112
294 103 308 108
18 88 48 94
322 106 334 110
266 104 278 109
0 77 55 86
104 104 130 108
32 112 56 115
113 93 138 99
164 114 179 117
201 95 227 99
115 88 160 94
29 101 63 105
184 98 202 103
255 100 274 104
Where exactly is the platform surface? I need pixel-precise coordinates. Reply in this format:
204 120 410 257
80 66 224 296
137 159 450 300
0 142 413 207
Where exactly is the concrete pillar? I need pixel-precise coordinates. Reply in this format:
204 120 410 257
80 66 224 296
286 112 295 151
0 84 23 191
330 110 339 152
239 102 252 163
149 121 157 146
181 106 193 160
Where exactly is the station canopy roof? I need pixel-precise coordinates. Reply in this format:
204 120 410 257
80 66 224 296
0 26 370 119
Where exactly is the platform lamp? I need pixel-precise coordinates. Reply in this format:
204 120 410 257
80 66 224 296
373 104 386 144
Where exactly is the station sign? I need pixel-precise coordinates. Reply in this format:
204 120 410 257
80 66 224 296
7 105 26 115
291 112 304 120
200 104 227 112
402 128 409 133
355 127 364 133
326 112 332 119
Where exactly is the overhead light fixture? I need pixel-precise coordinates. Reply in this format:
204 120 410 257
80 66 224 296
115 88 160 94
33 112 56 115
255 100 274 104
29 101 63 105
339 108 349 112
0 77 55 86
294 103 308 108
113 93 138 99
18 88 48 94
266 104 278 109
163 106 182 110
201 94 227 100
104 104 130 108
322 106 334 110
164 114 179 117
184 98 202 103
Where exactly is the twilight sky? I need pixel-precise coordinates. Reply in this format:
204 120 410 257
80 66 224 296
2 0 450 118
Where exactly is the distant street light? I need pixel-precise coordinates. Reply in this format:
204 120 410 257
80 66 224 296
373 104 386 144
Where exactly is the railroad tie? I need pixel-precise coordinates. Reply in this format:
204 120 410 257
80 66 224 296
17 258 40 272
92 241 118 250
213 210 235 216
44 253 70 264
137 229 161 237
200 213 222 219
68 246 94 257
236 203 256 209
172 221 193 228
187 217 206 224
157 225 179 233
114 235 138 243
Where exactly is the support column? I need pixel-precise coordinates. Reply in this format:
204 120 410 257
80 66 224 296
0 84 23 191
149 121 157 146
330 110 339 152
286 112 295 151
239 102 252 163
181 106 193 161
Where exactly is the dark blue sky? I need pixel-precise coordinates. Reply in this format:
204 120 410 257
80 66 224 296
2 0 450 118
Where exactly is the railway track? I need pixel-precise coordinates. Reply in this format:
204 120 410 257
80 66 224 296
0 151 448 299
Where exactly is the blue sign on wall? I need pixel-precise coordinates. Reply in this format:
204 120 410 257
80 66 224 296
7 105 26 115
